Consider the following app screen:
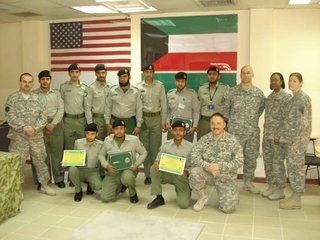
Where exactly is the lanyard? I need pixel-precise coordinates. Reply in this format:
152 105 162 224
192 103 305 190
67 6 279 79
208 86 218 101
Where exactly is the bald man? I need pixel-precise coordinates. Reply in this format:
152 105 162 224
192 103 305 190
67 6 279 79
222 65 265 194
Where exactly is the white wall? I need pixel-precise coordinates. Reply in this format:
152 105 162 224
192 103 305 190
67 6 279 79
1 9 320 178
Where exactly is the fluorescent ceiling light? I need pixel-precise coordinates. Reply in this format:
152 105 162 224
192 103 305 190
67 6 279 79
288 0 311 4
117 6 157 13
72 5 117 13
96 0 128 2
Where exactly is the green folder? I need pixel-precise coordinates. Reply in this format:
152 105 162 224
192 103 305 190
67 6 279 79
109 151 133 170
172 116 193 133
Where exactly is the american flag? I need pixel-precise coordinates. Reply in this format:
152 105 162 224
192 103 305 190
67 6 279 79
50 18 131 72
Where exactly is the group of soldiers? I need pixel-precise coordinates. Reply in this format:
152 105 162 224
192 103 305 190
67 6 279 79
5 62 311 213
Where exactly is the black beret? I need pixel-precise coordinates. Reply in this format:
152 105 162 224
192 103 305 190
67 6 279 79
94 64 106 71
112 118 126 128
85 123 98 132
171 120 186 129
175 72 187 80
207 66 220 74
38 70 51 80
68 64 80 72
117 68 130 76
142 64 155 71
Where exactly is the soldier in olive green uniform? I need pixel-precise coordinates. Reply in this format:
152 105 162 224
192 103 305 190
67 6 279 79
5 73 55 196
99 119 147 203
60 64 92 150
33 70 65 188
167 72 200 142
69 123 103 202
89 64 110 141
105 68 143 136
137 64 167 185
198 66 229 140
147 121 192 209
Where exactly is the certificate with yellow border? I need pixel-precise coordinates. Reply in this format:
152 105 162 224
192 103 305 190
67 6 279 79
159 153 186 175
62 150 86 167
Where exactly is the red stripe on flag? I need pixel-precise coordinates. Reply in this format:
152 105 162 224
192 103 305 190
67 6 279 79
51 67 130 72
51 59 131 64
82 43 130 48
83 19 130 24
51 51 131 57
153 52 237 71
83 26 130 32
83 34 130 40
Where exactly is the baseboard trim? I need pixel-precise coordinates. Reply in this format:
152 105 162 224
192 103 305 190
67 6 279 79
237 174 320 185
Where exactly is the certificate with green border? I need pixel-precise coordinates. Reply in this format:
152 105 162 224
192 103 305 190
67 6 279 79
159 153 186 175
62 150 86 167
109 151 133 170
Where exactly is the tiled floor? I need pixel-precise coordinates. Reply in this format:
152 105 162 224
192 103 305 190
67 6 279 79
1 167 320 240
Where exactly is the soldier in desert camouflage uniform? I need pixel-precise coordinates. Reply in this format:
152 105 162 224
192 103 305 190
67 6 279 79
5 73 56 196
223 65 265 194
279 72 312 209
262 73 291 200
189 113 243 213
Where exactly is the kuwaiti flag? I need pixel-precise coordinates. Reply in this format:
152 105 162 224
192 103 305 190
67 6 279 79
141 14 237 92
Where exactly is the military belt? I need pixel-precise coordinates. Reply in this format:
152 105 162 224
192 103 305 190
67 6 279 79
93 113 104 118
64 112 85 119
143 111 160 117
111 115 135 121
200 115 211 121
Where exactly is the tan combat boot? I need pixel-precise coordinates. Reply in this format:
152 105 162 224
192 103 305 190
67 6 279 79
279 193 301 209
40 184 56 196
262 185 277 197
244 181 260 194
193 191 209 212
268 188 285 200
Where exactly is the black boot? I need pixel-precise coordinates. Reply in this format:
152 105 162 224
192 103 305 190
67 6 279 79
144 177 152 185
86 184 94 195
74 191 83 202
147 195 165 209
130 193 139 203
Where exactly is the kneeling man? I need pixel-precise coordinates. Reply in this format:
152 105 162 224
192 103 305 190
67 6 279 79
189 113 243 213
99 119 147 203
69 123 103 202
147 121 192 209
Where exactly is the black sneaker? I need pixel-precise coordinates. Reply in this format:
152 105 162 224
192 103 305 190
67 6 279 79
86 184 94 195
147 196 165 209
74 191 83 202
144 177 152 185
130 193 139 203
55 181 66 188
